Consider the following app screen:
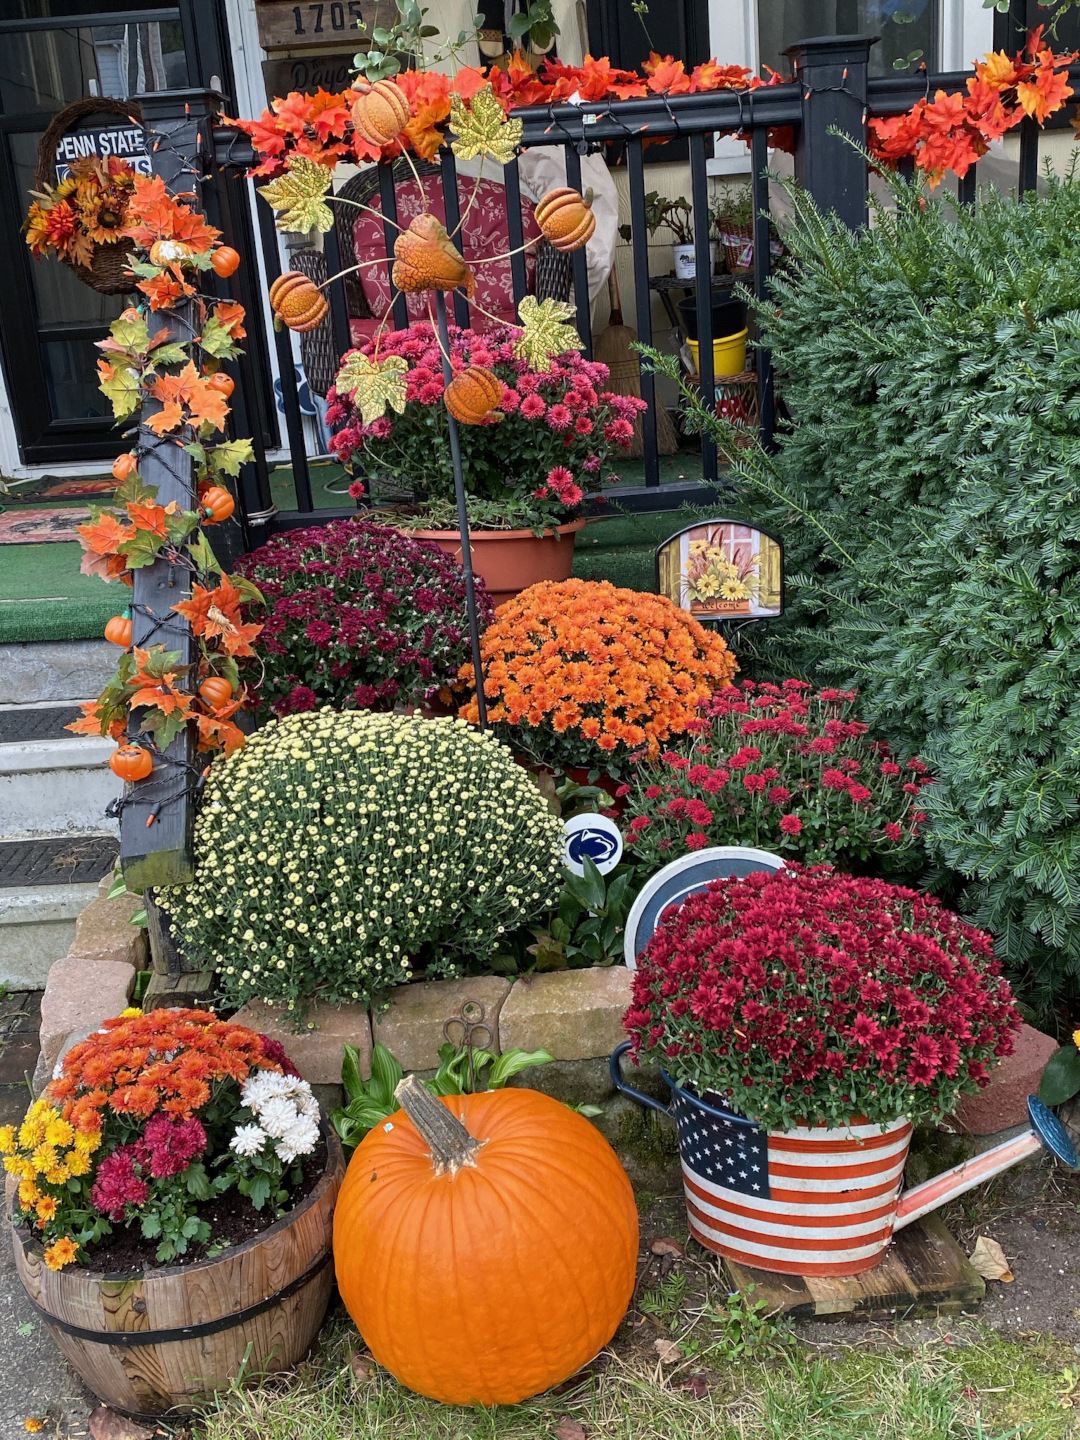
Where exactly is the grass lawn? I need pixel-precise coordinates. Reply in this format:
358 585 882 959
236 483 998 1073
194 1167 1080 1440
194 1312 1074 1440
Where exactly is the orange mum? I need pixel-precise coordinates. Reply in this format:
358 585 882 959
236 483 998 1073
459 578 737 772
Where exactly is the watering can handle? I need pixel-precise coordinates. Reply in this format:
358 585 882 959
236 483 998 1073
609 1041 671 1116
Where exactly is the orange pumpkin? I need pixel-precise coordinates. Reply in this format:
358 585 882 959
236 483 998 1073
333 1077 638 1406
109 744 153 782
444 366 504 426
269 271 329 332
200 485 235 524
104 613 132 647
392 214 476 298
207 371 235 398
351 78 411 147
111 452 138 482
534 187 596 253
198 676 234 708
211 245 241 278
149 239 197 267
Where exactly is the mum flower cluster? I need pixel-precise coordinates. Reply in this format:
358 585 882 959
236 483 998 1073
234 517 492 719
625 865 1021 1132
231 1069 320 1165
459 578 738 777
0 1009 320 1268
166 710 566 1009
623 680 932 876
326 323 645 531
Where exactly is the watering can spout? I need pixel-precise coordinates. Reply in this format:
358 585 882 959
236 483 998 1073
893 1096 1077 1233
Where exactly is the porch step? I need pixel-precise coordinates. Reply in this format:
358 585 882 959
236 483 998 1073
0 640 116 705
0 703 120 838
0 876 111 991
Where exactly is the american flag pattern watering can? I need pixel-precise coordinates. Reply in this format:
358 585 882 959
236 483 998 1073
611 1042 1077 1277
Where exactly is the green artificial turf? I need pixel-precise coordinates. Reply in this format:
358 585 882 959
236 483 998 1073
0 541 118 644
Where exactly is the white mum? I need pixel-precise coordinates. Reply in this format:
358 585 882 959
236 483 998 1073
239 1069 320 1164
230 1124 268 1157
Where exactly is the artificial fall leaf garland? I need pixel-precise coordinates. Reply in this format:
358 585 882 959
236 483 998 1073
70 173 263 777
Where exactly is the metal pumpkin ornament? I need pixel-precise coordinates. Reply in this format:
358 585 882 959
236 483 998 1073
444 366 504 426
350 78 411 147
269 271 329 332
534 188 596 252
333 1077 638 1405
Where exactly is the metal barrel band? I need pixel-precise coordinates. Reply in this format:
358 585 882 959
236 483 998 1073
25 1246 332 1348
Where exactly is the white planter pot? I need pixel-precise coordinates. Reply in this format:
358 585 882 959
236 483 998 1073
672 242 716 282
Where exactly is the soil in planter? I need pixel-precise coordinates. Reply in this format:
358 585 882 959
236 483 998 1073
73 1134 328 1274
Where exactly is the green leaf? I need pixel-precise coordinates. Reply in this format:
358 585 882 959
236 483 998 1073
200 314 242 360
341 1042 366 1103
572 1103 604 1118
1039 1045 1080 1106
487 1048 554 1088
106 873 128 901
141 1213 163 1239
98 359 142 421
258 156 335 234
567 856 605 914
16 1321 33 1337
368 1043 403 1110
148 342 190 368
185 529 224 579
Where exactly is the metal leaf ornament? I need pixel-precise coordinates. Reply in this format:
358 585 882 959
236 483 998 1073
514 297 581 373
334 353 409 424
258 156 335 233
450 85 523 165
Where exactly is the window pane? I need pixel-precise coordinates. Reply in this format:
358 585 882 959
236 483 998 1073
0 19 187 113
6 1 177 17
759 1 937 79
41 337 113 420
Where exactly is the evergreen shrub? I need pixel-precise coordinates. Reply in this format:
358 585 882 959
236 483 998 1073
683 171 1080 1007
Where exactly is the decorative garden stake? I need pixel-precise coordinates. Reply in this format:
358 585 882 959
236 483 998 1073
433 287 486 729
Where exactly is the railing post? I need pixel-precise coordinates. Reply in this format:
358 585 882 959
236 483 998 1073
120 88 221 891
785 35 876 231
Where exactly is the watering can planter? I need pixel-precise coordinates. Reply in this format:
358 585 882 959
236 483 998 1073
611 1042 1077 1277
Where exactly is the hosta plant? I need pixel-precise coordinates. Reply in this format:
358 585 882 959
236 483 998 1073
167 710 565 1009
625 865 1021 1131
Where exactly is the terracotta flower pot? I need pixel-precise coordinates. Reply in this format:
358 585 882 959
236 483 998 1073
404 520 587 607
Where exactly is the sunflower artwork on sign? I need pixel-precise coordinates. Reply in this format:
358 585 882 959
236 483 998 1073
655 520 783 622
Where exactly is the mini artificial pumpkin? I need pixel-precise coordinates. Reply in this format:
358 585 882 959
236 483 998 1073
111 452 138 482
198 676 234 708
104 613 132 647
269 271 329 332
149 238 197 267
207 371 235 398
200 485 235 524
211 245 241 278
109 744 153 782
351 78 411 148
535 188 596 253
444 366 504 426
392 214 476 298
333 1076 638 1406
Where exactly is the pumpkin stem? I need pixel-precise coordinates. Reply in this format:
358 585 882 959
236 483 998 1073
395 1075 483 1177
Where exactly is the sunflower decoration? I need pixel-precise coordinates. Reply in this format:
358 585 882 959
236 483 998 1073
25 155 137 269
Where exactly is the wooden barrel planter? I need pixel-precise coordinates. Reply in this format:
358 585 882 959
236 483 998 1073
11 1125 345 1417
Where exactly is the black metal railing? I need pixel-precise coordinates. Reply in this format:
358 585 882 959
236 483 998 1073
199 34 1065 534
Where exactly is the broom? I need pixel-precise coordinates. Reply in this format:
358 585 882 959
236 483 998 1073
592 265 678 458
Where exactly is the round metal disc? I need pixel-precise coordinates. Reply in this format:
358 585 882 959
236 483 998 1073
1028 1095 1079 1168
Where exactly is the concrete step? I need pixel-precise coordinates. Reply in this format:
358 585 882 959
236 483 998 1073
0 702 120 838
0 877 107 990
0 640 115 706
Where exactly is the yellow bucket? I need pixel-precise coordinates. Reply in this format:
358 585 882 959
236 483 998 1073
687 329 748 379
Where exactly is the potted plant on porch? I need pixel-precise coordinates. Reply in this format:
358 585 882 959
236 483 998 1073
3 1007 344 1416
324 320 645 605
618 865 1021 1276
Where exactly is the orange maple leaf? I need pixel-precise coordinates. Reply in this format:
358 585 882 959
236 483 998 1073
194 712 247 755
171 575 263 658
214 301 247 340
450 67 491 104
78 511 135 559
66 700 124 739
975 50 1018 87
126 500 178 537
138 273 194 310
1016 56 1073 123
146 361 230 436
643 53 692 95
122 174 221 252
404 100 452 160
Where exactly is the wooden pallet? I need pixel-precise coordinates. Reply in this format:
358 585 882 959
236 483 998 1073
724 1214 985 1321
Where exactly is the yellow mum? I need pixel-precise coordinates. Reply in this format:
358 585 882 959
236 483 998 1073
66 1150 91 1178
30 1145 57 1175
44 1118 74 1149
18 1119 44 1151
4 1155 32 1181
18 1178 39 1208
34 1196 57 1222
121 1006 143 1018
73 1129 100 1155
1073 1027 1080 1050
0 1124 16 1153
44 1164 70 1187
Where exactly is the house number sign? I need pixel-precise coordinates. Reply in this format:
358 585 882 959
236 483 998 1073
256 0 379 51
